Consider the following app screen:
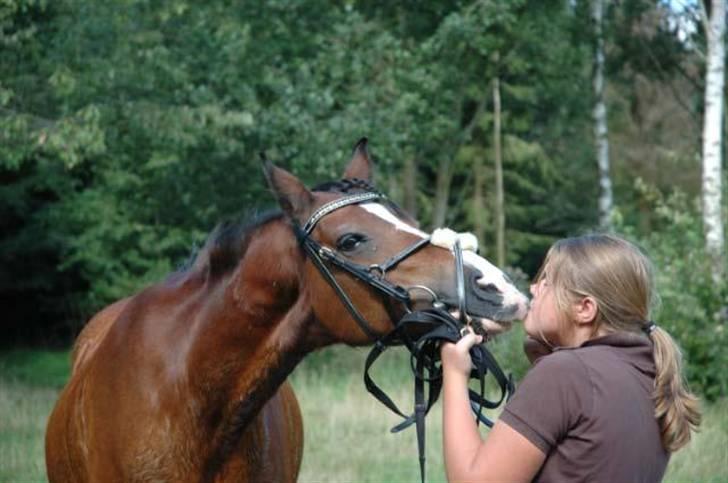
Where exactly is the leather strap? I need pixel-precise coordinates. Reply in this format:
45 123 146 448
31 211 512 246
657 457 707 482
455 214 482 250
363 308 515 483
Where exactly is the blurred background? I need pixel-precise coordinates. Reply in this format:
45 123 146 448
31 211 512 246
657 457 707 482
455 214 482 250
1 0 727 481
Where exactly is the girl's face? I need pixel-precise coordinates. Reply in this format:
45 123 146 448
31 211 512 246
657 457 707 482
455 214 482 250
524 269 564 346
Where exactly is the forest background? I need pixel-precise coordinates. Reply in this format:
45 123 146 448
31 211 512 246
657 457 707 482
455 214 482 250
2 0 728 480
1 0 727 415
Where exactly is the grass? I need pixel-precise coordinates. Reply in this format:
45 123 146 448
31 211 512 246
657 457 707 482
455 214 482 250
0 380 57 482
0 346 726 482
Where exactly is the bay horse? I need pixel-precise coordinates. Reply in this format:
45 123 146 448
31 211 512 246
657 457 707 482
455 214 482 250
45 139 529 482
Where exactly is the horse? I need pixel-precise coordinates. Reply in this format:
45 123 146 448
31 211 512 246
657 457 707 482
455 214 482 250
45 139 529 483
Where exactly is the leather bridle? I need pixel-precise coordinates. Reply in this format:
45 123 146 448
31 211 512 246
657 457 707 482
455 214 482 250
293 191 431 340
291 189 514 483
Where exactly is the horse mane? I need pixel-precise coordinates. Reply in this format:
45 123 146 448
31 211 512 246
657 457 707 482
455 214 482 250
182 177 404 278
183 210 285 278
312 177 378 194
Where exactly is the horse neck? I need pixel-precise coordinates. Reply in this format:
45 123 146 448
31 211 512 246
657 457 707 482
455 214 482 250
181 218 317 467
181 216 326 478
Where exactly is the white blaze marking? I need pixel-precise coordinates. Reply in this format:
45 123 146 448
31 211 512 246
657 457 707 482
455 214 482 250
361 202 529 318
361 203 428 238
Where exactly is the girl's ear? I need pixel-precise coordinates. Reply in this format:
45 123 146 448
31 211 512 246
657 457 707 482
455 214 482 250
573 296 598 326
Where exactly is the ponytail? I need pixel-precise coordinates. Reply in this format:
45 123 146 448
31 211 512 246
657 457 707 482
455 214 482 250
650 326 701 452
544 234 701 453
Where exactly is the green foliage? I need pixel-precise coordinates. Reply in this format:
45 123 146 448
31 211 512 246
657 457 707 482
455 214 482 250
1 0 591 341
0 0 724 404
616 181 728 400
0 349 70 388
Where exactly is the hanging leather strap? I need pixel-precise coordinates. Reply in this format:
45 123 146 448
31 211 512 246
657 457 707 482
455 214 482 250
363 308 515 483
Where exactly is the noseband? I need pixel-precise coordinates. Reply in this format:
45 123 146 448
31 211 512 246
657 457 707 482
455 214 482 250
292 190 513 483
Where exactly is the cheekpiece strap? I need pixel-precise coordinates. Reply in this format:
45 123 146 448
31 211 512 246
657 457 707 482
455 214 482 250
302 192 382 235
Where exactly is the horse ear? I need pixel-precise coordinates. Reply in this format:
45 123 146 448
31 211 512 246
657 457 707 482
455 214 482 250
342 137 373 181
263 161 313 220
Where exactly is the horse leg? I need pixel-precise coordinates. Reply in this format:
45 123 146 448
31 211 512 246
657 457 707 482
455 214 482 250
217 381 303 482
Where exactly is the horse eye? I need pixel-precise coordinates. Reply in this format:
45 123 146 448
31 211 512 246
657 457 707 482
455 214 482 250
336 233 367 252
483 283 499 293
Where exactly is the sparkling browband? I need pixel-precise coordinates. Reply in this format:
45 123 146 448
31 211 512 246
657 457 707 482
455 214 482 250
302 192 382 235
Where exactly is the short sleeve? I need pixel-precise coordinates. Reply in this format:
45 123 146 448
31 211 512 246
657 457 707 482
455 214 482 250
499 350 592 454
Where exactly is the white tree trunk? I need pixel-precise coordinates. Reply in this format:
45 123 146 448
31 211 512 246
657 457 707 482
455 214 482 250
702 0 725 277
592 0 612 230
493 75 505 267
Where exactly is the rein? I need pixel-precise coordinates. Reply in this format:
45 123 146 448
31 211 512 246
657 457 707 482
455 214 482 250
293 190 514 483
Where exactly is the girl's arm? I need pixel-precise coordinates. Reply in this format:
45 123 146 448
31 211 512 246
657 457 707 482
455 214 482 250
441 331 546 482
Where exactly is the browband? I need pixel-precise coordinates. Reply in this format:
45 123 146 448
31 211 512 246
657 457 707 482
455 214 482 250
302 192 382 235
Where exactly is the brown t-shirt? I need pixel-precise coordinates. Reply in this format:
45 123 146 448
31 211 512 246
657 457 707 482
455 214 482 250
500 333 669 483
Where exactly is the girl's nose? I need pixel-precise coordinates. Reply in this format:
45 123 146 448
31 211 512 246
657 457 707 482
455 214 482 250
530 283 537 297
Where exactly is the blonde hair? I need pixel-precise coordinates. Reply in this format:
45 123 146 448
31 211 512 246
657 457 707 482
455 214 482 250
536 234 701 452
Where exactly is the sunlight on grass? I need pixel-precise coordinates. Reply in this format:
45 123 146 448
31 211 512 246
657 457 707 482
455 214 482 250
0 379 57 482
665 398 728 483
0 347 725 482
291 345 728 483
292 346 510 483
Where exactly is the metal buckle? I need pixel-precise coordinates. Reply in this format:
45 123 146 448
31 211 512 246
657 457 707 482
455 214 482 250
368 264 385 278
318 246 334 259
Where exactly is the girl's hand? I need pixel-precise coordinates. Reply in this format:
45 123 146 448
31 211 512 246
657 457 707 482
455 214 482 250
440 328 483 377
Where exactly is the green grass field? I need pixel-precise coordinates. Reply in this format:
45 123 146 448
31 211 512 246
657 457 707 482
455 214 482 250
1 346 726 482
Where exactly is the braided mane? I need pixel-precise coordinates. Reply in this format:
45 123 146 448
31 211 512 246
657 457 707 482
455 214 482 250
313 178 380 194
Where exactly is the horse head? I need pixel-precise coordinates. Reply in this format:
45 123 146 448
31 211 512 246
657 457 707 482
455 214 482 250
264 138 529 346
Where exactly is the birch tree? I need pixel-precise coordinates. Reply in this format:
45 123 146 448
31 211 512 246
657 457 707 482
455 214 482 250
700 0 726 277
493 74 505 267
592 0 613 230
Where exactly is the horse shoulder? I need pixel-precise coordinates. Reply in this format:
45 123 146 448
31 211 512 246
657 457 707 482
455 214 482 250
70 297 131 375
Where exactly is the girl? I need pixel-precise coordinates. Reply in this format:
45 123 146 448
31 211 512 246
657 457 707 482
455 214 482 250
441 234 701 482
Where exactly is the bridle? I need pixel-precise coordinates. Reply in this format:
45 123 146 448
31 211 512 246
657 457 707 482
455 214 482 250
291 188 514 483
292 190 430 340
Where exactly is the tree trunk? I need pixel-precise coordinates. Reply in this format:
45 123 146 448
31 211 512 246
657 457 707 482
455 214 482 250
493 76 505 267
403 156 418 218
433 158 452 228
472 148 486 252
433 95 487 230
592 0 613 230
702 0 726 279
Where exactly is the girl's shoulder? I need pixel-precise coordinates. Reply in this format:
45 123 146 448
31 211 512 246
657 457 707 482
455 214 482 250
529 348 590 380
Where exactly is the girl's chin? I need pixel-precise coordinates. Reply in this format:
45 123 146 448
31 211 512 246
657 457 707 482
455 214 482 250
522 317 537 337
